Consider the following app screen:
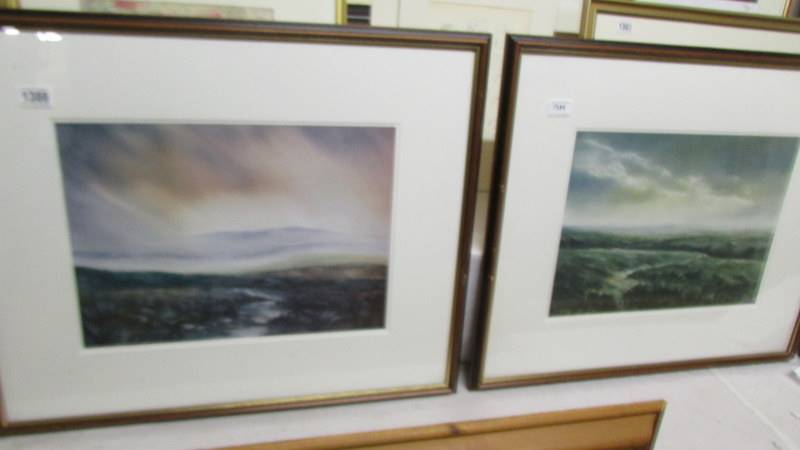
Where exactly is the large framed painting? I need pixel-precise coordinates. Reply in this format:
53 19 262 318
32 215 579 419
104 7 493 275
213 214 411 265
0 10 489 430
580 0 800 54
473 36 800 389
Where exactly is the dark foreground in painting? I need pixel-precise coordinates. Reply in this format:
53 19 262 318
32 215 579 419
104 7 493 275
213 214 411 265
78 264 387 347
550 228 769 316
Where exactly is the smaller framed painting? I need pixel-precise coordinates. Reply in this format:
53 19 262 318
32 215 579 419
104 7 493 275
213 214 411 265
580 0 800 54
0 10 488 431
556 0 792 36
473 36 800 389
631 0 790 16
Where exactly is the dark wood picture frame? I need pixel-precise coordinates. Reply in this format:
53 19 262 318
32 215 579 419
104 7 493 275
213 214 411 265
0 9 489 433
472 35 800 390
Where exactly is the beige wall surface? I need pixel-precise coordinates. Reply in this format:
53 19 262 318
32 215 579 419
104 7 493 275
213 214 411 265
395 0 559 191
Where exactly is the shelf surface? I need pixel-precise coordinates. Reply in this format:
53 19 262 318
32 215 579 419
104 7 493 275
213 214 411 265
1 358 798 449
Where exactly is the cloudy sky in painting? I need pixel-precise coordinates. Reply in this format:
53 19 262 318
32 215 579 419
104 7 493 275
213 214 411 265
56 124 394 272
563 132 798 230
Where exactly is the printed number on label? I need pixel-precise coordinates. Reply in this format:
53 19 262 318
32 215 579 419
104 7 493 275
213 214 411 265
19 87 52 108
547 99 573 117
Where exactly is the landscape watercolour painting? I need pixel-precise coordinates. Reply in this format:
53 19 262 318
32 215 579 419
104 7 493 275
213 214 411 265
550 132 798 316
56 123 394 347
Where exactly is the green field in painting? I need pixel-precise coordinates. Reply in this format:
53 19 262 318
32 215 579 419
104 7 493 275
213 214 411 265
549 228 771 315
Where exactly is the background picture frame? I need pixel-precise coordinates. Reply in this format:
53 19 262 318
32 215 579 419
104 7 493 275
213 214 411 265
0 10 488 431
580 0 800 54
473 36 800 389
630 0 793 16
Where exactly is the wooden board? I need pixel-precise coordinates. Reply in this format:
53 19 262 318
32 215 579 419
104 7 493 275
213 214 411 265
223 400 666 450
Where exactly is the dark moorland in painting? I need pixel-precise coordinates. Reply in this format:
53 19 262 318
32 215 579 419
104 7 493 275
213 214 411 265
76 264 386 345
550 132 798 316
56 124 395 346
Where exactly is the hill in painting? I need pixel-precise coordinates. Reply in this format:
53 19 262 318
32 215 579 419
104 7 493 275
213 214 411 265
550 227 769 315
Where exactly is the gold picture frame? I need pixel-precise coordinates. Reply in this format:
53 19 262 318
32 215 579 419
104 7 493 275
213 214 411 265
580 0 800 51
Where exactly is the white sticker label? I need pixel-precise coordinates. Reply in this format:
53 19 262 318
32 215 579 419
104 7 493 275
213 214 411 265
546 99 572 117
618 21 633 34
19 87 52 108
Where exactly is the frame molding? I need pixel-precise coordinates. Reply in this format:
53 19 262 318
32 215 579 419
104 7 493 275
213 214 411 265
335 0 347 25
0 9 489 433
785 0 798 16
472 35 800 390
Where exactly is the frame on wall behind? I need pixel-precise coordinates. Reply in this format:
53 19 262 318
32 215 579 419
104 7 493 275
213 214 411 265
473 35 800 390
0 10 489 432
556 0 794 35
580 0 800 54
631 0 794 15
